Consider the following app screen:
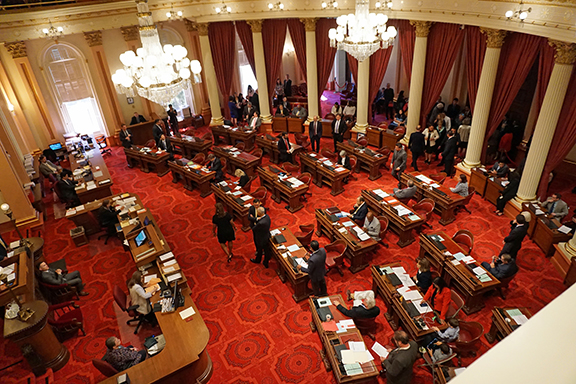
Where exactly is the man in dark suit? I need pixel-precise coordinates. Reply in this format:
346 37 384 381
57 172 81 207
98 199 119 236
206 154 223 181
248 199 266 257
281 96 291 113
152 119 163 145
490 160 510 178
383 83 395 120
499 215 528 259
442 130 458 176
331 114 346 152
408 125 425 171
297 240 327 297
481 254 518 279
337 150 352 170
351 196 368 222
393 180 417 199
119 124 133 149
130 112 146 125
157 134 174 160
308 115 323 153
250 207 272 268
38 261 88 295
381 331 419 383
283 74 292 97
391 143 407 181
278 132 292 163
333 290 380 319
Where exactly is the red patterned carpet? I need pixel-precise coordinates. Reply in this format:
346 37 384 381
0 127 571 384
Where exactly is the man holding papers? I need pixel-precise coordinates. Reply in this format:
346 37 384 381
381 331 418 384
297 240 327 297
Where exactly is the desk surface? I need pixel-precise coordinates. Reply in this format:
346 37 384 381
257 166 309 212
211 181 253 231
68 148 113 201
0 251 34 307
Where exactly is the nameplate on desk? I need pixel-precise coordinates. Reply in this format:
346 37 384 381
179 306 196 321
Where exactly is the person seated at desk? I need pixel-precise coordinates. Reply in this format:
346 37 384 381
490 160 509 178
334 289 380 319
291 104 307 120
277 132 292 163
103 336 147 372
481 254 518 279
422 277 451 324
495 171 520 216
450 174 469 197
331 102 342 115
381 331 419 382
542 193 569 220
248 111 262 130
119 124 133 149
420 318 460 355
296 240 327 297
363 212 381 241
337 150 352 171
413 258 432 294
388 109 406 129
234 169 250 188
157 134 174 160
128 270 159 325
350 196 368 222
57 172 82 207
206 154 223 182
98 199 119 236
130 112 147 125
427 342 453 363
39 154 62 182
275 104 289 117
343 102 356 118
38 262 88 296
393 180 417 200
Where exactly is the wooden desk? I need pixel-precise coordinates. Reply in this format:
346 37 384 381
211 181 253 231
308 294 379 383
124 146 171 177
270 227 312 301
366 126 382 147
315 208 378 273
272 117 288 133
362 189 424 247
371 264 445 341
170 136 212 158
337 142 387 180
211 125 257 151
485 307 532 343
168 160 215 197
287 117 304 133
521 202 546 238
419 232 500 314
469 167 489 197
300 153 349 196
257 166 309 212
212 146 260 177
532 216 572 257
484 177 507 206
68 149 113 204
128 120 156 145
210 125 230 145
401 172 466 226
65 192 127 235
380 128 402 150
254 134 303 165
303 119 333 139
0 251 34 307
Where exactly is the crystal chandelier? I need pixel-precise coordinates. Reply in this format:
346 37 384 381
328 0 397 62
111 0 202 107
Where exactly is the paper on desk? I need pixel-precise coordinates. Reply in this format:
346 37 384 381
344 363 363 376
295 258 308 269
343 221 355 227
401 290 422 301
7 251 14 258
341 350 373 364
372 342 389 359
143 274 157 283
416 175 433 184
270 229 281 236
413 299 433 314
87 184 97 190
93 171 103 178
397 286 410 295
7 272 15 282
558 225 572 234
167 273 182 282
453 252 466 261
535 209 545 215
159 252 174 261
430 183 441 188
244 204 252 208
163 259 177 267
451 260 461 266
461 256 475 264
241 195 252 201
287 244 300 252
179 306 196 320
9 241 20 249
391 266 407 275
380 266 393 274
317 297 332 307
388 199 398 204
335 167 346 172
235 186 241 190
338 227 348 234
164 266 176 273
358 233 370 241
472 266 486 276
506 309 522 317
348 341 366 351
232 191 242 196
478 274 492 283
336 322 347 333
408 214 421 221
512 314 529 325
339 319 355 328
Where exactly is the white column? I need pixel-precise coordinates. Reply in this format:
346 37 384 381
515 40 576 203
197 23 223 126
301 18 318 120
353 59 370 133
403 21 432 143
248 20 272 122
459 28 507 170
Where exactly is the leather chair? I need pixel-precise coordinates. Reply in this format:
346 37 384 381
92 359 119 377
420 349 458 374
430 172 448 185
348 155 358 181
234 142 245 151
321 148 337 161
448 321 484 366
456 186 475 215
95 135 111 155
497 269 518 299
220 158 228 179
54 181 73 209
378 122 388 129
252 186 268 206
48 301 85 340
294 224 314 250
113 285 146 335
452 229 474 255
325 239 347 276
354 315 379 340
38 280 79 304
377 146 391 169
294 133 308 145
445 290 465 319
299 139 310 153
201 132 213 142
282 162 300 175
297 172 313 202
265 133 276 141
413 198 436 229
356 137 368 147
252 148 264 167
376 215 389 248
192 153 205 164
394 126 406 138
243 176 256 193
144 139 156 149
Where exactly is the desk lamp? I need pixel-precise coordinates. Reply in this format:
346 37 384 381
1 203 30 248
0 266 34 321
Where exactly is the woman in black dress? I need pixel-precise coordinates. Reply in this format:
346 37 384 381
212 203 236 262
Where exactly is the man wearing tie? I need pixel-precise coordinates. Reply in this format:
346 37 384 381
157 134 174 160
119 124 133 149
248 111 261 131
331 114 346 152
542 193 569 219
308 116 323 153
391 143 407 181
250 207 272 268
297 240 327 297
206 154 224 181
278 132 292 163
152 119 163 146
57 172 81 207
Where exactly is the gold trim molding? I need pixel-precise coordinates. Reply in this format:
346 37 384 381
247 20 263 33
120 25 139 41
410 21 432 38
84 30 102 47
549 39 576 64
480 28 507 49
184 19 197 32
197 23 209 36
5 41 27 58
300 18 318 32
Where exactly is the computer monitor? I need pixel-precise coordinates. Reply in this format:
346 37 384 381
49 143 62 151
134 229 148 247
172 280 184 309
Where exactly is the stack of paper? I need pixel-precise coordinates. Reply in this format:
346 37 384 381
372 189 389 198
270 229 281 236
416 174 433 184
335 167 346 172
371 342 389 359
558 225 572 234
394 205 412 216
287 244 300 252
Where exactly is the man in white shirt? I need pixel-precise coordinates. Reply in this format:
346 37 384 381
248 111 262 130
343 102 356 117
363 212 381 241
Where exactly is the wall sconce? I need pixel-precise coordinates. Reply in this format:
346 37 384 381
268 2 285 11
166 5 183 20
322 0 338 9
505 1 531 22
215 3 232 14
42 20 64 41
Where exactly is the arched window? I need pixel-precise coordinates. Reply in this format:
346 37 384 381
42 43 105 135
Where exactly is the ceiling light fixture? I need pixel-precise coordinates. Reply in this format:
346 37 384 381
322 0 338 9
215 2 232 14
166 4 183 20
268 2 285 11
505 1 531 22
42 20 63 41
375 1 393 9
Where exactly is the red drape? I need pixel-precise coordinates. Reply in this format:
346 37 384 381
537 66 576 199
316 18 338 102
368 47 393 123
484 33 542 144
262 19 288 111
287 19 307 81
347 53 358 82
390 19 415 81
534 40 555 119
466 26 486 114
235 21 256 76
420 23 465 126
208 21 236 119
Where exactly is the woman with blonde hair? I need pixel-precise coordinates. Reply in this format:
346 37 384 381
212 202 236 262
235 169 249 188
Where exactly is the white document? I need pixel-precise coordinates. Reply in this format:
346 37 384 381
401 290 422 301
341 350 373 364
7 251 14 258
372 342 389 359
159 252 174 261
143 274 157 283
535 209 545 215
397 286 410 295
335 167 346 172
179 306 196 320
287 244 300 252
295 258 308 269
358 233 370 241
512 314 529 325
391 266 407 275
270 229 281 236
348 341 366 351
343 221 355 227
164 266 175 273
453 252 466 261
163 259 177 266
9 241 20 249
277 245 286 250
558 225 572 234
416 174 433 184
167 273 182 282
430 183 441 188
93 171 103 178
339 319 355 328
232 191 242 196
461 256 475 264
338 227 348 234
317 297 332 307
241 195 252 201
451 260 461 266
472 266 486 276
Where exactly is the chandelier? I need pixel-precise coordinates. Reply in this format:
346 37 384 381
321 0 338 9
166 4 183 21
111 0 202 107
328 0 397 62
42 20 64 41
505 1 531 22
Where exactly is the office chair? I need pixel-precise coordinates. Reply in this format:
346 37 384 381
325 239 347 276
48 301 85 340
92 359 119 377
96 135 112 155
113 285 146 334
452 229 474 255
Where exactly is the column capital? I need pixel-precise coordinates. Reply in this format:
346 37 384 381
410 21 432 38
184 19 197 32
84 31 103 47
5 41 27 59
120 26 139 41
197 23 209 36
300 18 318 32
247 20 263 33
480 28 507 49
549 40 576 65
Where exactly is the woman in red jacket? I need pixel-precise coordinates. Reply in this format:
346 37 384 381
423 277 451 324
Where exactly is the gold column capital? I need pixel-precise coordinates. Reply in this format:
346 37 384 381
197 23 209 36
184 19 197 32
120 26 139 41
410 21 433 38
84 30 103 47
480 28 507 49
247 20 263 33
549 39 576 65
5 41 27 59
300 18 318 32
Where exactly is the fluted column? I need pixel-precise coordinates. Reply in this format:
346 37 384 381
514 40 576 203
353 59 370 133
301 18 318 120
197 23 223 126
403 21 432 143
460 28 507 170
183 20 210 114
562 232 576 258
248 20 271 122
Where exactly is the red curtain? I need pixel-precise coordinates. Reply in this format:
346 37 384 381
537 66 576 199
534 40 555 119
484 33 542 143
262 19 288 111
287 19 307 81
347 54 358 82
208 21 236 119
390 19 415 81
466 26 486 114
316 18 338 102
235 21 256 76
368 47 393 123
420 23 465 126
